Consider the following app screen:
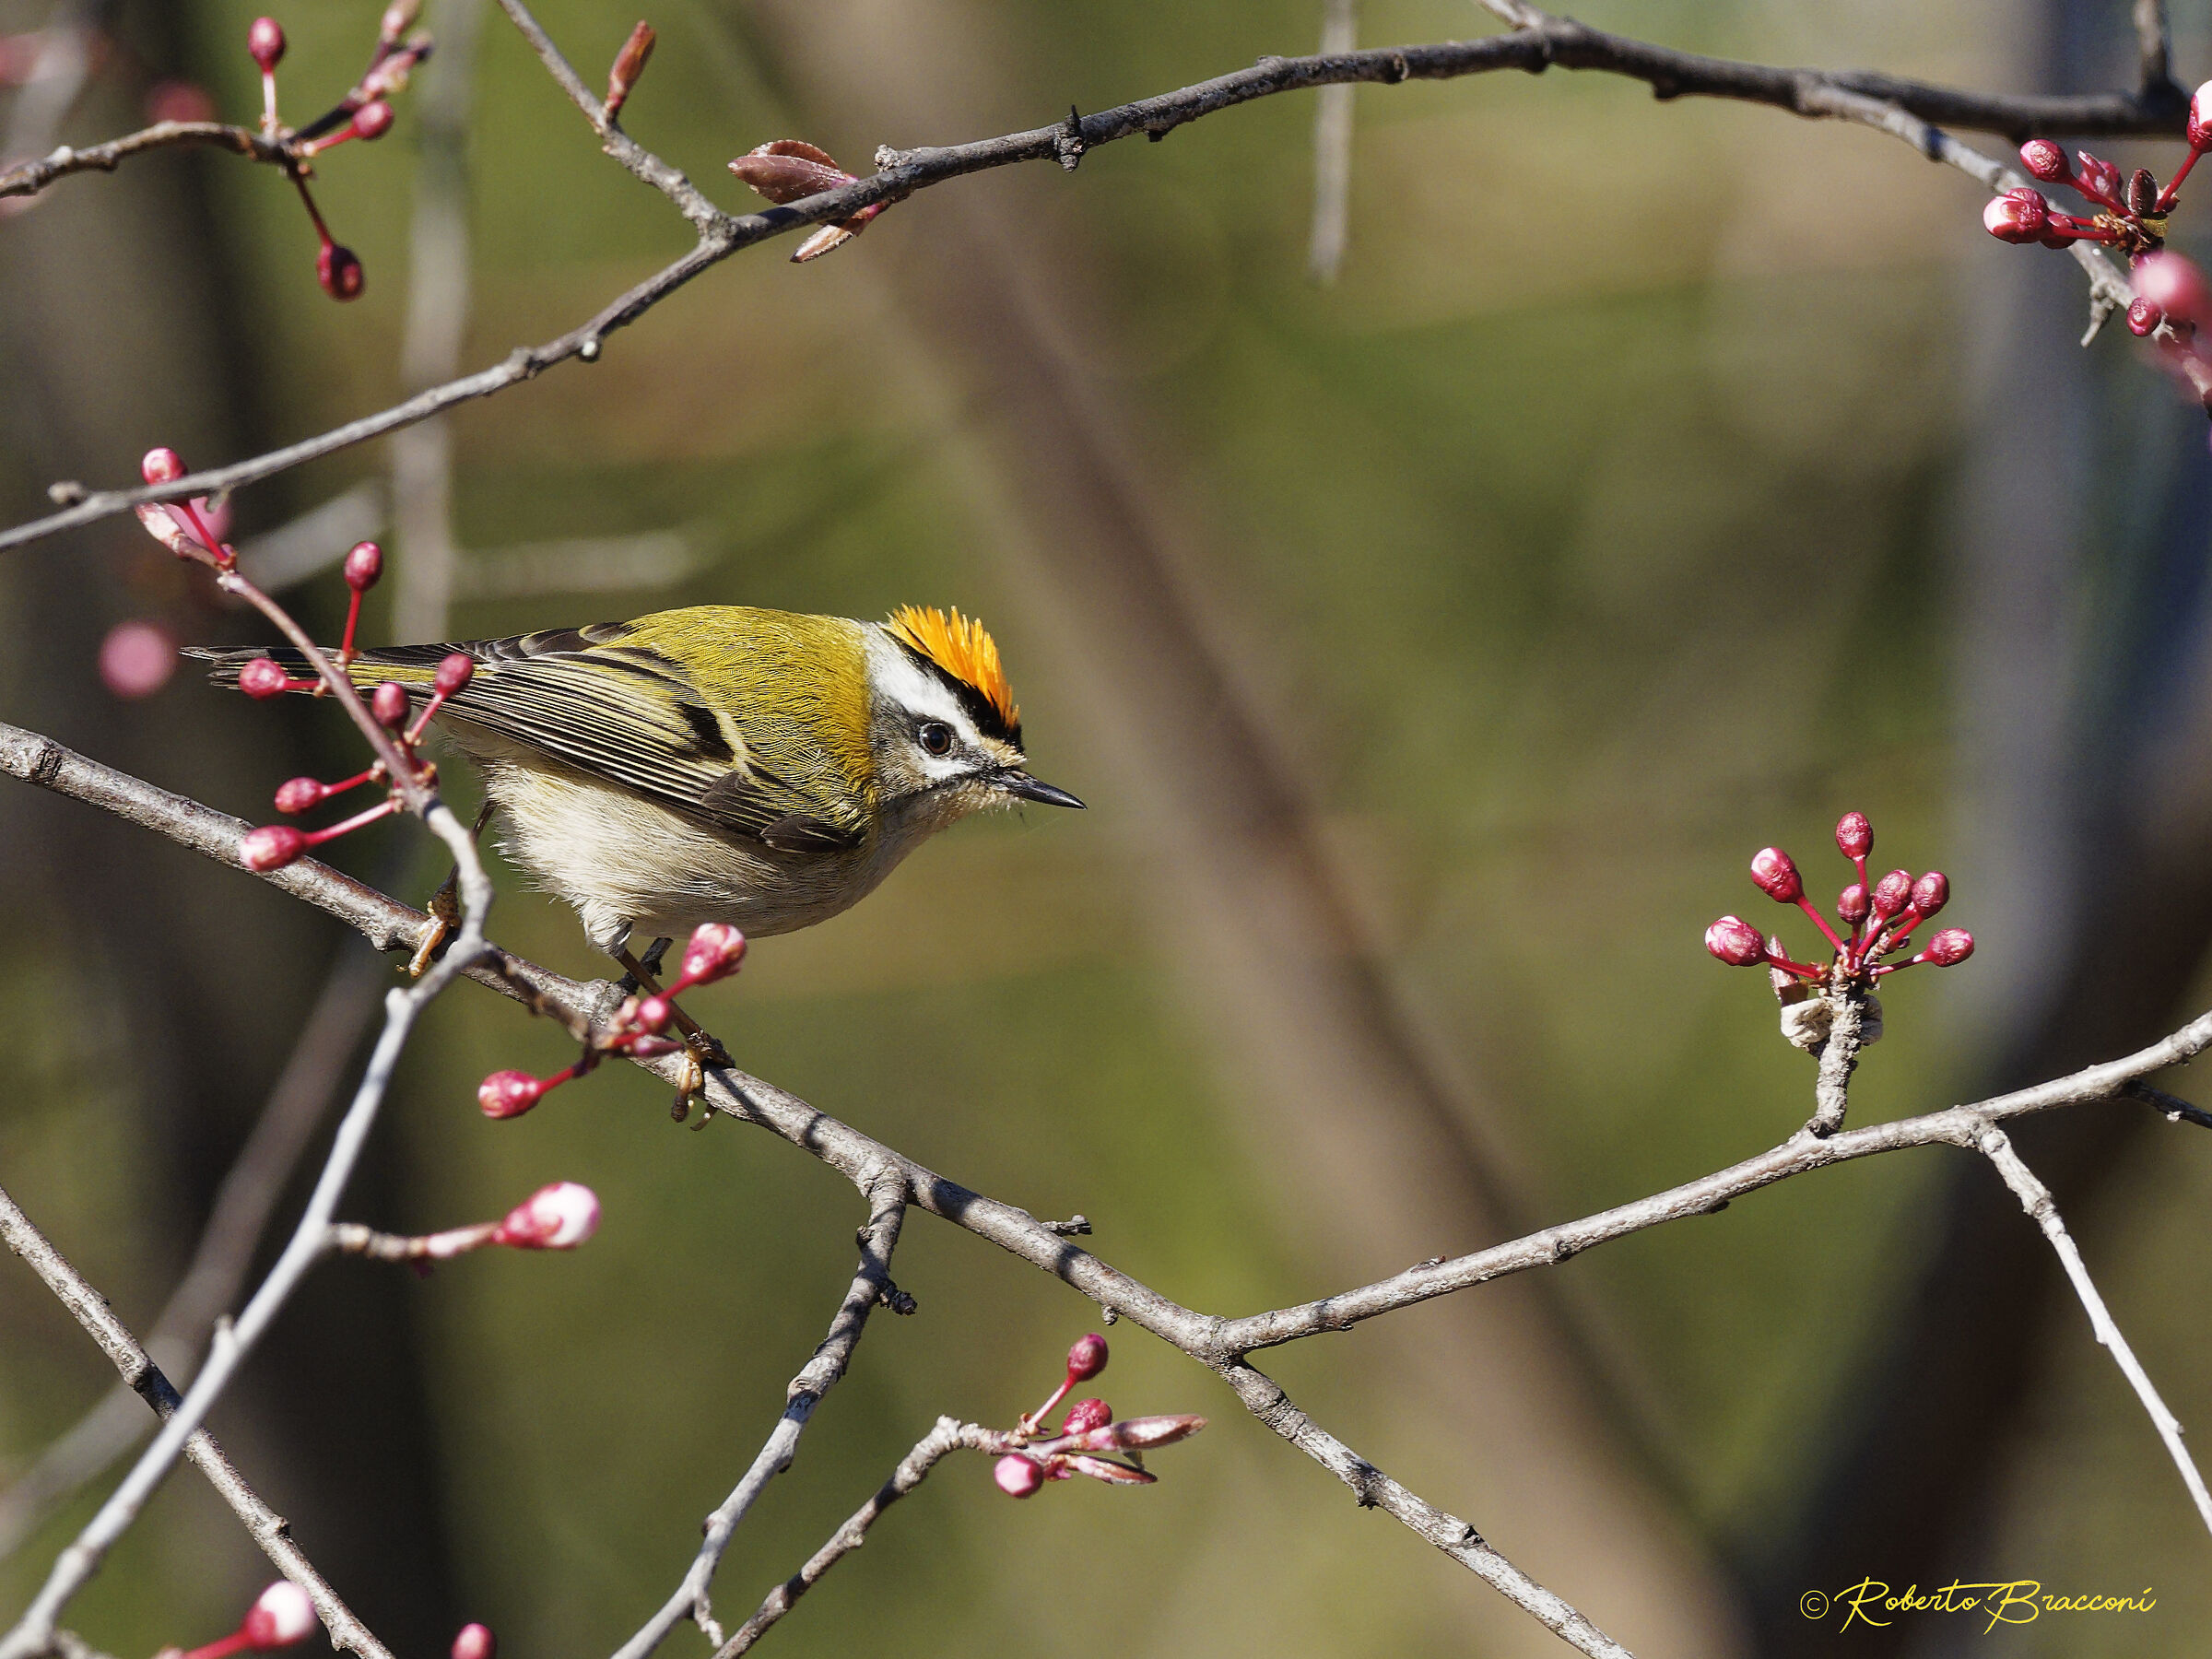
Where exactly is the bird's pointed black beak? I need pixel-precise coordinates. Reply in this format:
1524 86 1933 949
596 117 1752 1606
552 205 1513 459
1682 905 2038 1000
999 771 1086 809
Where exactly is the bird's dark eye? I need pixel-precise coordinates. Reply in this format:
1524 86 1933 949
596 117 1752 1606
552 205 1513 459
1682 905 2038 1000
919 721 954 756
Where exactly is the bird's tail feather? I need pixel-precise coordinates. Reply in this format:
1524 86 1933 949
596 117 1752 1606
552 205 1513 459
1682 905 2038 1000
182 643 460 693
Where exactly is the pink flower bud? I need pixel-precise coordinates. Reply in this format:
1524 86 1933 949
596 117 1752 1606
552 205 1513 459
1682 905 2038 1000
493 1182 601 1249
2077 153 2121 198
1833 811 1872 860
239 657 292 700
1748 846 1803 903
1911 871 1949 917
2128 297 2164 336
1704 914 1767 967
2191 81 2212 149
994 1454 1045 1498
434 653 474 696
604 20 657 119
1065 1454 1154 1486
2018 139 2068 182
371 682 410 729
240 825 307 872
351 100 394 142
1065 1333 1108 1382
141 446 186 484
1837 884 1869 926
343 540 383 591
100 619 177 700
1065 1413 1207 1452
1983 189 2049 244
477 1071 547 1120
318 242 365 301
680 923 747 986
247 18 286 74
1061 1398 1112 1434
241 1582 317 1649
2136 252 2211 328
450 1627 495 1659
1924 927 1974 966
274 777 327 815
1872 868 1912 919
632 994 673 1034
380 0 422 41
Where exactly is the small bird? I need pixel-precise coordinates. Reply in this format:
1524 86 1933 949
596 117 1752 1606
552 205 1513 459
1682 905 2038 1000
194 604 1083 962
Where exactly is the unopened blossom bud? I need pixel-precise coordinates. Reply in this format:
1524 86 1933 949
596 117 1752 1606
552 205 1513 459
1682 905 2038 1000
2128 167 2159 218
241 1582 318 1649
493 1182 601 1249
1983 189 2049 243
247 18 286 73
994 1454 1045 1498
1837 884 1869 926
2077 152 2121 199
1924 927 1974 966
1065 1332 1108 1382
680 922 747 985
1062 1398 1112 1434
240 824 307 872
380 0 422 45
1748 846 1803 903
604 20 656 119
2136 252 2211 328
632 994 673 1033
2129 297 2165 336
141 446 186 484
450 1627 494 1659
1872 868 1912 919
1066 1413 1207 1452
2191 80 2212 149
274 777 327 815
318 242 365 301
1834 811 1872 860
342 540 382 591
1704 914 1767 967
434 653 474 695
239 657 291 700
352 100 395 142
1911 871 1949 918
2018 138 2067 182
477 1071 547 1120
371 682 410 729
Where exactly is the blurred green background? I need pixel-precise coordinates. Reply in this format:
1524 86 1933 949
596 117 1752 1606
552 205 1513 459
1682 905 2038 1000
6 0 2212 1655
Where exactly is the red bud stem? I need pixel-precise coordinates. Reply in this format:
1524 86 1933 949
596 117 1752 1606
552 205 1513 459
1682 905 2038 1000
2159 147 2202 211
302 796 400 848
1791 895 1847 956
339 591 365 666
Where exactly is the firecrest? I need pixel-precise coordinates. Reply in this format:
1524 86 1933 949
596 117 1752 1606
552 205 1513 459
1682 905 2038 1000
196 604 1082 959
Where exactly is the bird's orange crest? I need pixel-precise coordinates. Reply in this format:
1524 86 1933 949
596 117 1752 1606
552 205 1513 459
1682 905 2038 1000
885 606 1019 734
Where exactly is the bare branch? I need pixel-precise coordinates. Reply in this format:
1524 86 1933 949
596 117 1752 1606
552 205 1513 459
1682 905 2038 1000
712 1418 1045 1658
0 121 283 198
614 1171 911 1659
1 13 2185 554
1969 1119 2212 1535
0 1184 392 1659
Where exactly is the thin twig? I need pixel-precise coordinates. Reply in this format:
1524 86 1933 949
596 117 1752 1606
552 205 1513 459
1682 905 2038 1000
0 948 385 1560
1306 0 1359 284
1806 982 1868 1136
0 1185 392 1659
712 1418 1022 1658
1968 1118 2212 1535
613 1171 911 1659
2125 1079 2212 1129
0 10 2185 554
0 121 284 198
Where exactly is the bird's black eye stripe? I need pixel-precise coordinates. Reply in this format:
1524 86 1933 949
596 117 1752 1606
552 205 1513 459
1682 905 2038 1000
919 721 954 756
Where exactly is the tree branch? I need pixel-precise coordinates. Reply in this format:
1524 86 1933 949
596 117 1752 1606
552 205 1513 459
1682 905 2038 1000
0 10 2183 554
612 1170 912 1659
0 121 285 199
1968 1119 2212 1535
0 1184 392 1659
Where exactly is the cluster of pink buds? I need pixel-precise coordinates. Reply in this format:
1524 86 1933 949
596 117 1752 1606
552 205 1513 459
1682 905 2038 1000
245 6 432 299
728 140 890 263
477 923 747 1118
1706 812 1973 986
990 1334 1206 1498
241 648 473 874
334 1181 601 1266
167 1581 319 1659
